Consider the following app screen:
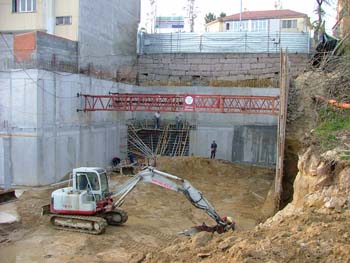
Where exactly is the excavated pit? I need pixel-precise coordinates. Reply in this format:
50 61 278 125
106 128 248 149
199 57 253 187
0 156 274 263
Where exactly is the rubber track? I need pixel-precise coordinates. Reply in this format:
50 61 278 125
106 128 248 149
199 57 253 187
50 214 107 235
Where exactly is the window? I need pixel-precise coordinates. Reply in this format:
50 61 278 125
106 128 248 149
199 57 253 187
233 21 240 31
12 0 36 13
226 23 230 31
241 20 249 31
282 19 297 29
56 16 72 25
233 20 248 32
77 172 100 191
99 173 108 193
252 20 267 32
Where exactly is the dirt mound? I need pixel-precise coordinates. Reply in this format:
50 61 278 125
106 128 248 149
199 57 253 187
144 149 350 263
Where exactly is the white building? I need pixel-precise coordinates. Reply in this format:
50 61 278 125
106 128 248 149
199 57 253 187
206 9 309 34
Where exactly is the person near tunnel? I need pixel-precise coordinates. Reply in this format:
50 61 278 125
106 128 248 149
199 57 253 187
210 140 217 159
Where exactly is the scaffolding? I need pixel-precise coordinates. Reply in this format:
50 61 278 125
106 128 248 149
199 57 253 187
127 120 193 157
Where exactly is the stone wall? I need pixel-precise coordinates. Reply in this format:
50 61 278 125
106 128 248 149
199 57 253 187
137 53 308 86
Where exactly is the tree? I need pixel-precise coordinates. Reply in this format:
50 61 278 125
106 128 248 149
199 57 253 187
219 12 226 18
313 0 332 43
205 12 216 24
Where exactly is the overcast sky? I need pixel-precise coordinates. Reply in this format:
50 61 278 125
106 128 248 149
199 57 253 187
141 0 337 33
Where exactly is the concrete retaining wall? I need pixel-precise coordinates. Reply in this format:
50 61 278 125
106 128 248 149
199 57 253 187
137 53 308 86
0 69 132 186
0 70 278 186
119 85 278 166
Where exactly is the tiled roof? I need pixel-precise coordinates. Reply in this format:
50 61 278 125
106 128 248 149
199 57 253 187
222 9 307 21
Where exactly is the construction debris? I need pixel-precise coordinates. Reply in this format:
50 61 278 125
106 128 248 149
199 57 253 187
0 189 17 204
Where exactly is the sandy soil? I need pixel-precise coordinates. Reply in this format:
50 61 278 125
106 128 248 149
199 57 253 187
0 157 274 263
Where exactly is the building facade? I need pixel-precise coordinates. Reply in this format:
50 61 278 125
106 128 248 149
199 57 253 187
333 0 350 38
0 0 141 80
206 9 309 34
0 0 79 40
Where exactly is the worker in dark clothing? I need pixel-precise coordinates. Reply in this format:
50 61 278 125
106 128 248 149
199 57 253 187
112 157 121 167
154 111 160 129
128 153 135 164
175 114 181 130
210 140 217 159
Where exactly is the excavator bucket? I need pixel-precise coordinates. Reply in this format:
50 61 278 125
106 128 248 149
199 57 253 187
0 188 17 204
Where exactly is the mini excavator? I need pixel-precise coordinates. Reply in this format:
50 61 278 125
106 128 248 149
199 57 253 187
42 166 235 235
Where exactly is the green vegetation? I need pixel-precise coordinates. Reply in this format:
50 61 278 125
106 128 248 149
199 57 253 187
314 106 350 151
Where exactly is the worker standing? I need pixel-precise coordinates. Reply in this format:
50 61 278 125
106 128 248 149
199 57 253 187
128 153 135 164
175 114 181 130
210 140 217 159
155 111 160 129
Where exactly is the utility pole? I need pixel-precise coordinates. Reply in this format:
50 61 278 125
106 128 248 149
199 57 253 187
185 0 197 32
240 0 242 31
149 0 157 33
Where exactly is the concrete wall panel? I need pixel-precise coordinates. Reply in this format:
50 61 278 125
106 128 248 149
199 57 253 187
189 127 233 160
78 0 140 79
11 136 38 185
0 138 5 185
232 126 277 166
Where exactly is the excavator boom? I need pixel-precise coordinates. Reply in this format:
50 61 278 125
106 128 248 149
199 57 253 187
111 167 229 227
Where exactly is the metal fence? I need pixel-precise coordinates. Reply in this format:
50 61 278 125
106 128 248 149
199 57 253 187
138 31 310 54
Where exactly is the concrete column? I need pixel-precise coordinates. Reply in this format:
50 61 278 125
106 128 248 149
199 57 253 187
44 0 55 34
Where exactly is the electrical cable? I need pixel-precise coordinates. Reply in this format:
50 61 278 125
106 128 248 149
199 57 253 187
1 33 77 99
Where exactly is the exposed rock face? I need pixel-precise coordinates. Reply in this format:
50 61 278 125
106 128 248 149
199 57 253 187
293 147 349 212
142 148 350 263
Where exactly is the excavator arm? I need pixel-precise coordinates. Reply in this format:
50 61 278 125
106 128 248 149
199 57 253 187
110 167 234 233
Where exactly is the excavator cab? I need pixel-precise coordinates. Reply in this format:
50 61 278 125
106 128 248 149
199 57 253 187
73 168 109 201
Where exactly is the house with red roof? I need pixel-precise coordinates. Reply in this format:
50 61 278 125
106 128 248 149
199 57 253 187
206 9 309 34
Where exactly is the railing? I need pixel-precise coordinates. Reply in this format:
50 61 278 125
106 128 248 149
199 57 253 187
138 31 310 54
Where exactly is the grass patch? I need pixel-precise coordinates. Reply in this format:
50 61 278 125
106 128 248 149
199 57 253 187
314 107 350 151
340 155 350 161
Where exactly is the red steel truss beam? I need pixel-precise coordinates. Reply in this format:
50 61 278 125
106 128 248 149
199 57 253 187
80 93 280 115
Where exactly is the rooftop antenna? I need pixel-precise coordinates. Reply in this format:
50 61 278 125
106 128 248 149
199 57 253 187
274 0 283 9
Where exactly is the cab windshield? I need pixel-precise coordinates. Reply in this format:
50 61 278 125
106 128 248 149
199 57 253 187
77 172 100 191
100 173 108 193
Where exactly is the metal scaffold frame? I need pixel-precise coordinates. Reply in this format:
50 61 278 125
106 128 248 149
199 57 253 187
79 93 280 115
